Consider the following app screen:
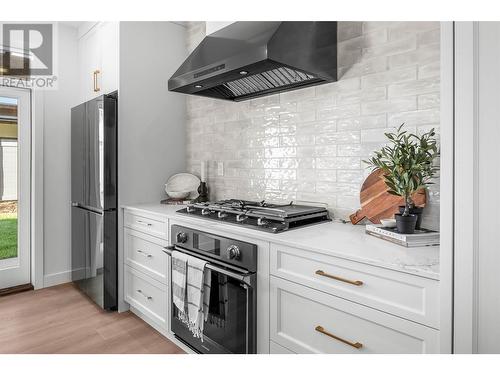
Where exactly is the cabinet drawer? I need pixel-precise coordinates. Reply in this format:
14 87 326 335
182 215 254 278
124 209 168 240
124 228 168 284
124 265 167 328
270 244 439 328
270 276 439 354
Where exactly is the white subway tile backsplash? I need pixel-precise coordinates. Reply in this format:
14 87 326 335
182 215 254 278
317 103 361 120
362 66 416 88
388 109 440 126
361 96 417 115
418 61 440 79
418 93 440 109
417 28 440 46
389 43 440 68
387 22 440 41
363 36 417 59
185 22 440 229
388 77 440 97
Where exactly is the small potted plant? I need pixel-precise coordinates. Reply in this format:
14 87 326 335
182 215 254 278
364 124 439 234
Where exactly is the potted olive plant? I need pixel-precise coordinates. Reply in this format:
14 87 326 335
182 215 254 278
364 124 439 234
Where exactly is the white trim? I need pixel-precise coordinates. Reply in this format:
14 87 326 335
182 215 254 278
31 90 44 289
43 269 72 288
453 21 478 353
0 86 31 289
438 21 454 354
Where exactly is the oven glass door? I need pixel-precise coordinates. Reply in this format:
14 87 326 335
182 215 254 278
171 266 255 354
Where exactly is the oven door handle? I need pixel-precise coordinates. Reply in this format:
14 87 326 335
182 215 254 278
163 245 254 286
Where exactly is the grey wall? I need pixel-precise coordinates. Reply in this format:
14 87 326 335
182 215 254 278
42 24 79 285
185 21 441 230
118 21 187 310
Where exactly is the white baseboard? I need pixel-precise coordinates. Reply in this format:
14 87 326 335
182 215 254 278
43 270 73 287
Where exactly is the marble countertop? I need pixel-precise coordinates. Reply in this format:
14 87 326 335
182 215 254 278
122 203 440 281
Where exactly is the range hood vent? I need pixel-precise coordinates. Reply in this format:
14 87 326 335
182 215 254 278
168 22 337 102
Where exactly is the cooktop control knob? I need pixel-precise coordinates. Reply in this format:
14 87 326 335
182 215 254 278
176 232 188 243
226 245 241 260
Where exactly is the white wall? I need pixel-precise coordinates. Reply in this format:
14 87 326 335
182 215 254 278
42 24 79 286
118 21 187 310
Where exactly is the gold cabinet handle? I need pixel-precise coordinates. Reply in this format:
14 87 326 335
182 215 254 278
93 69 101 92
315 325 363 349
315 270 363 286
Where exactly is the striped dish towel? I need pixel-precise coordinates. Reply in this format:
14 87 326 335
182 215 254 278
171 250 188 313
184 255 211 340
172 251 211 341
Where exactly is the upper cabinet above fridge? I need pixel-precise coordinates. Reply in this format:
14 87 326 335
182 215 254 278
77 22 119 103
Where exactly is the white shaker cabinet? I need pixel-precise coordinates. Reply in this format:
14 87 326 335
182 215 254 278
78 22 119 102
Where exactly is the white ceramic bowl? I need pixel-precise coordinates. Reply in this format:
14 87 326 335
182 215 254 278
165 189 191 199
165 173 200 200
380 218 397 228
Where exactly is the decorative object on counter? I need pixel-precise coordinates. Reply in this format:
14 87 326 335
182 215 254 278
165 173 200 201
398 205 424 230
349 169 426 225
196 182 209 203
366 224 439 247
380 218 397 228
195 160 209 203
363 124 439 234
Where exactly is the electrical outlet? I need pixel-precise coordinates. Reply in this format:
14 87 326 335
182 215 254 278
217 162 224 176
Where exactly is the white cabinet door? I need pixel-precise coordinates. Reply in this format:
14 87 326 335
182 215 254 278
124 265 167 329
270 244 440 328
78 24 102 102
270 276 440 354
78 22 118 102
124 228 168 283
100 22 119 95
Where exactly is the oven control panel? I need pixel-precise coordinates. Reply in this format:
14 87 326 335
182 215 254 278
171 225 258 272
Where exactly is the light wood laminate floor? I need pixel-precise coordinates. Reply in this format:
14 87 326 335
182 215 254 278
0 283 184 354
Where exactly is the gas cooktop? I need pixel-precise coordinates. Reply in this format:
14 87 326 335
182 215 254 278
176 199 331 233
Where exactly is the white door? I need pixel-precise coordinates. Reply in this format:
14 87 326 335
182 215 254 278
0 87 31 289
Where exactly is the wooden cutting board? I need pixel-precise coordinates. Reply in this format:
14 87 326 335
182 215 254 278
349 169 427 224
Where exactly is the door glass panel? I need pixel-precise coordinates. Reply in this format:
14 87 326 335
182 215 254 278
0 96 18 261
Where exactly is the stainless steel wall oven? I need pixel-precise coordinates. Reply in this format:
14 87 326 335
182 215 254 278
164 225 257 354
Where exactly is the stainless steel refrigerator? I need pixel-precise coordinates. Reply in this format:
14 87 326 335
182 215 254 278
71 93 117 310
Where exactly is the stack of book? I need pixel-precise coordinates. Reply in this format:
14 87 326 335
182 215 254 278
365 224 440 247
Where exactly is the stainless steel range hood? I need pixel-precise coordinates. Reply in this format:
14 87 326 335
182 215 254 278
168 22 337 102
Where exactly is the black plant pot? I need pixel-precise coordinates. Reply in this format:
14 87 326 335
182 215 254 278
395 214 418 234
399 206 424 230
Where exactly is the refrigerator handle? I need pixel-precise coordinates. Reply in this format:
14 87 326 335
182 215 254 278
72 202 104 216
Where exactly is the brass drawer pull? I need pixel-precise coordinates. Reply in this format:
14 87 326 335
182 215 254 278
315 325 363 349
93 70 101 92
315 270 363 286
